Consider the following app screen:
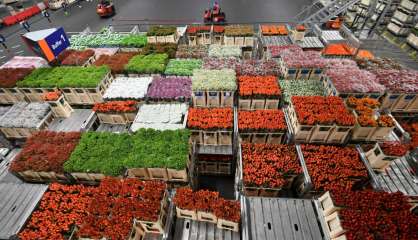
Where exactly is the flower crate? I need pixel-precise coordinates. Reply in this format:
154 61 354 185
15 170 70 183
197 211 218 223
137 190 169 234
0 88 27 104
176 207 198 220
287 96 355 144
187 25 212 45
173 188 240 232
69 172 106 182
0 68 33 104
363 142 408 170
93 101 137 124
238 110 287 144
322 76 383 100
191 68 236 108
96 112 136 124
193 90 234 108
148 167 169 181
0 102 53 139
126 167 188 182
197 155 233 175
19 67 113 105
240 144 303 197
238 76 281 110
187 108 234 145
147 26 178 43
381 93 418 112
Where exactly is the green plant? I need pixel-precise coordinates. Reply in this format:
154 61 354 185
164 59 202 76
64 129 190 176
120 35 147 48
125 54 168 73
142 43 177 58
17 66 110 88
147 26 177 36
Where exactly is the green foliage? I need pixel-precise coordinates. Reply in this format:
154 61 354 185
63 129 190 176
147 26 177 36
142 43 178 58
120 35 147 48
164 59 202 76
17 66 110 88
125 54 168 73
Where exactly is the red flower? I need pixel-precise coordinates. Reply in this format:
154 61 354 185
238 110 287 132
292 96 355 126
238 76 281 97
242 143 302 189
93 100 137 113
42 90 61 101
187 108 233 130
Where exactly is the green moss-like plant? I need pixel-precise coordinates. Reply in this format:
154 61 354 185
164 59 202 76
63 129 190 176
17 66 110 88
147 26 177 36
120 35 147 48
125 54 168 74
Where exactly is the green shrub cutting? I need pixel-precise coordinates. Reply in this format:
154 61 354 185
64 129 190 176
18 66 110 88
125 54 168 73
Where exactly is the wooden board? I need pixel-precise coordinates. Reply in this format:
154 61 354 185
243 197 324 240
173 218 240 240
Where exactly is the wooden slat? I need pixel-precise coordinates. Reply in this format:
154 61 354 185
253 198 267 240
269 198 285 240
304 201 323 240
286 199 303 240
262 198 276 240
295 200 313 240
278 199 294 239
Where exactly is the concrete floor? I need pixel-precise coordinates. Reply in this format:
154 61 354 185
0 0 311 64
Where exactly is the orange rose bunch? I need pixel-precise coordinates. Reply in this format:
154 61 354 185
93 101 137 113
292 96 355 126
187 108 233 130
239 110 287 132
238 76 281 98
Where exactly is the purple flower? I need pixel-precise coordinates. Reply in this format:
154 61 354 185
147 76 192 100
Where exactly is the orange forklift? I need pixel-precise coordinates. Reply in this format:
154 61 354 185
96 0 115 17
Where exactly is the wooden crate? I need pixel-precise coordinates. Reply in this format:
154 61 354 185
148 168 169 181
96 112 136 124
351 124 376 141
251 99 266 109
370 126 394 141
176 207 198 220
217 218 239 232
266 132 285 144
218 131 232 145
324 211 345 239
0 111 54 139
224 36 235 46
192 91 206 107
391 94 417 112
297 68 312 80
188 35 197 45
20 88 52 102
197 211 217 223
190 130 203 143
167 168 188 182
203 131 218 145
198 161 232 175
126 168 150 180
138 191 168 234
17 170 70 183
0 88 26 104
281 62 299 79
70 172 106 182
364 144 399 170
213 34 223 45
221 91 234 107
243 186 281 197
244 36 254 47
381 93 402 110
235 36 244 46
147 36 157 44
318 192 340 217
309 125 334 143
238 98 251 109
128 220 146 240
309 68 323 80
207 91 220 107
327 125 352 144
265 99 280 109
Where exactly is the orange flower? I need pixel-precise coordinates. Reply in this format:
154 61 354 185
93 101 137 113
187 108 233 130
42 90 61 101
238 76 281 98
